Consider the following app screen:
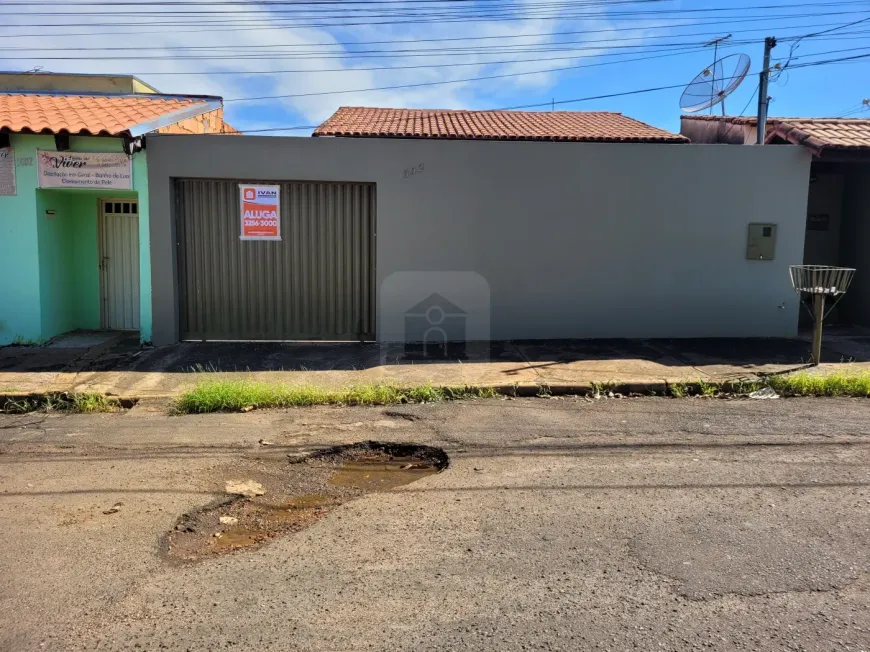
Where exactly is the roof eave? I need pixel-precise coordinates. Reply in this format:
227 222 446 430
0 126 128 137
312 131 686 143
766 123 826 156
128 99 221 137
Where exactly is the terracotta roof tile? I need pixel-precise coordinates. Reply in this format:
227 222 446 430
682 114 870 152
314 107 687 143
766 118 870 151
0 92 215 136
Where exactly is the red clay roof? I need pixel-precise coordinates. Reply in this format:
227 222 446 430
314 107 687 143
0 92 218 136
682 114 870 152
766 118 870 152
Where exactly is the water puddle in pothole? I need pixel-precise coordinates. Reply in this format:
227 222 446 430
164 442 447 562
328 457 438 491
212 495 339 552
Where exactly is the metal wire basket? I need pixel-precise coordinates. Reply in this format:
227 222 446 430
789 265 855 296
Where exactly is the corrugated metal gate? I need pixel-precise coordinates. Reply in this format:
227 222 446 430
175 179 375 341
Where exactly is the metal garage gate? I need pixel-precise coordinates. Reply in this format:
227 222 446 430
175 179 375 341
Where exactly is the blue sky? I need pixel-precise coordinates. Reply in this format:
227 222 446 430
2 0 868 134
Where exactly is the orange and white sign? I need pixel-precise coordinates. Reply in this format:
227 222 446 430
239 184 281 241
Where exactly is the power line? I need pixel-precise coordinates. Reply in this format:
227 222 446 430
3 28 866 59
236 76 754 133
5 7 870 30
235 53 866 134
0 0 659 4
7 38 865 76
39 45 712 76
788 50 870 69
4 21 870 52
834 99 870 117
3 37 854 126
0 38 732 60
772 15 870 80
2 9 865 39
6 0 866 16
6 0 863 19
241 125 320 133
0 43 737 62
224 46 870 102
3 38 862 114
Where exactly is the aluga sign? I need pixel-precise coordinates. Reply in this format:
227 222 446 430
239 184 281 241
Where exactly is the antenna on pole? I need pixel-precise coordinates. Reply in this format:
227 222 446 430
704 34 732 115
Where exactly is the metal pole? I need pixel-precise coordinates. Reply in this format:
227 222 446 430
757 36 777 145
710 40 718 115
703 34 731 116
812 294 825 365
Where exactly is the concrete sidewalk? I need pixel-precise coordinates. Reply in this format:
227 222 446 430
2 330 870 398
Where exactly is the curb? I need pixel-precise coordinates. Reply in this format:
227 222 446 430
1 392 140 412
491 382 673 397
1 379 760 410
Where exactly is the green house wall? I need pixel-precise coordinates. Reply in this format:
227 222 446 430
0 134 151 345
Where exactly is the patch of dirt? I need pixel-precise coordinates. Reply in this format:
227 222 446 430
163 441 447 562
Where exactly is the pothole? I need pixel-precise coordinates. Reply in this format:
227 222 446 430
163 441 447 562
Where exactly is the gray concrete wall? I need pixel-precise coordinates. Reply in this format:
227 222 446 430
679 117 756 145
146 134 811 345
839 164 870 325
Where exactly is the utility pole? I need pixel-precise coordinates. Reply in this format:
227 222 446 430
756 37 777 145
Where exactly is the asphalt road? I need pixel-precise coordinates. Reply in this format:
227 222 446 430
0 397 868 651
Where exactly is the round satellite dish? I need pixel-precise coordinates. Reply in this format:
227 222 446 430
680 53 751 113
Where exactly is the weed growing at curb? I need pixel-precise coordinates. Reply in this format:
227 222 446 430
174 379 499 414
662 370 870 398
70 393 124 413
1 392 125 414
669 382 688 398
766 369 870 397
697 379 717 398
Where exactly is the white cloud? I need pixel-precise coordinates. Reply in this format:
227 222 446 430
0 0 662 130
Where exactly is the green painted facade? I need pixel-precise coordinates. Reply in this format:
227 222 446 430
0 134 151 345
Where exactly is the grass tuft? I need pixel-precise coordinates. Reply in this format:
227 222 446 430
668 381 688 398
1 392 123 414
661 370 870 399
174 379 498 414
70 392 123 413
766 369 870 397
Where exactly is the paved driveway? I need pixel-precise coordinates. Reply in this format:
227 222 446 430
0 398 868 651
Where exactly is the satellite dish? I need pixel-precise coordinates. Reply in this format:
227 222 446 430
680 53 751 114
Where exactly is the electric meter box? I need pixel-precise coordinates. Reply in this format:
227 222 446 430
746 223 777 260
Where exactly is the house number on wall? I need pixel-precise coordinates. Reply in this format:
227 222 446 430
403 163 424 178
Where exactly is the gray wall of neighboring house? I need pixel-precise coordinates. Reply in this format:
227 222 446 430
839 164 870 325
146 134 811 345
679 117 757 145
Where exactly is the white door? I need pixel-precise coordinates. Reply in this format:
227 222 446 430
99 199 140 330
